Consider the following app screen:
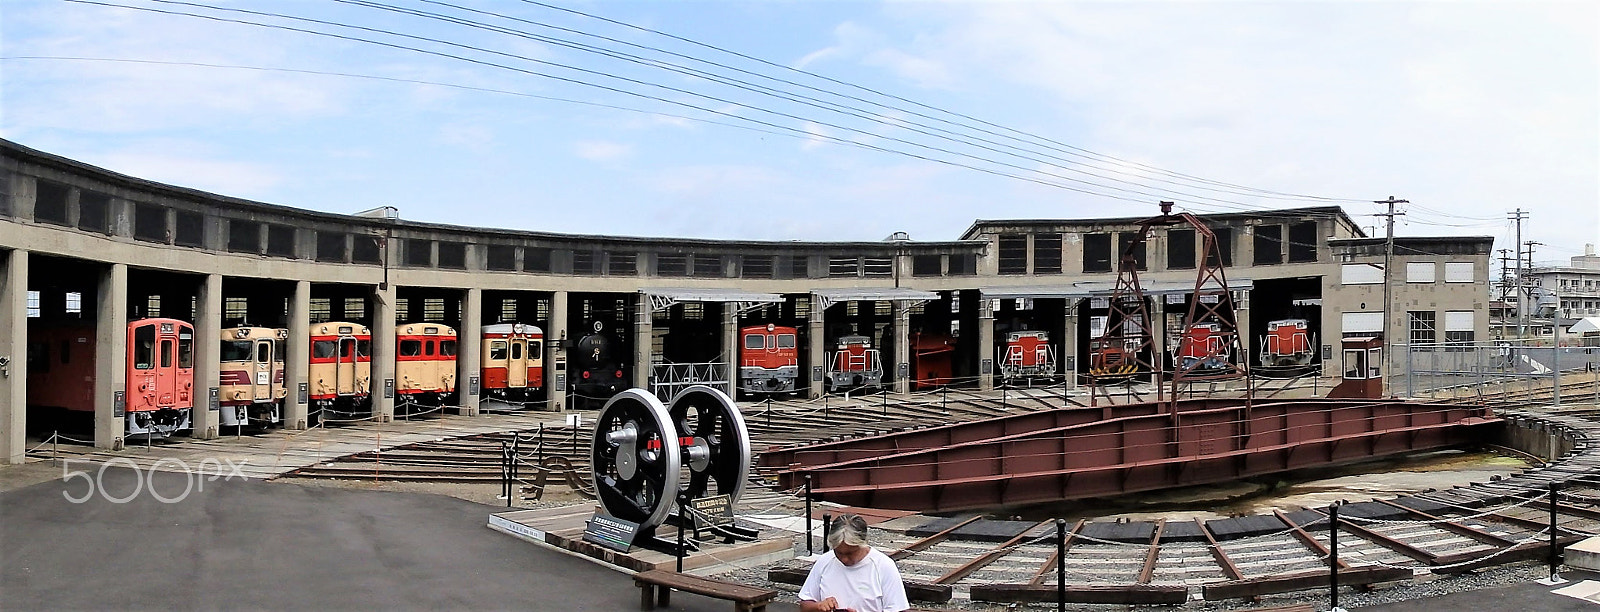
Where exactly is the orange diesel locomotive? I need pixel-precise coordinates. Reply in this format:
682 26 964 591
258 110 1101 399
1259 318 1316 376
1000 330 1056 381
396 323 457 407
309 321 371 416
218 326 286 427
826 335 882 392
739 324 798 395
482 323 543 404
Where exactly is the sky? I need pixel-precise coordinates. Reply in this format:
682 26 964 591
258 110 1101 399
2 0 1596 265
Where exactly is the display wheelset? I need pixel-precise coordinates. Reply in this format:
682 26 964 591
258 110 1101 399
590 385 754 553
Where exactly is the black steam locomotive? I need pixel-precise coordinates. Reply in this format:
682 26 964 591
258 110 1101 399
572 321 627 405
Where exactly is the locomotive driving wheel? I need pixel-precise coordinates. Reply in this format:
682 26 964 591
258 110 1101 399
668 385 752 505
591 389 681 529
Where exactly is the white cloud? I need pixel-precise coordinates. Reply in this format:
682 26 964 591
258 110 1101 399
574 140 634 161
96 150 284 197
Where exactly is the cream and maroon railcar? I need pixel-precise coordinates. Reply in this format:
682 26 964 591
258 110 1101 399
219 326 286 427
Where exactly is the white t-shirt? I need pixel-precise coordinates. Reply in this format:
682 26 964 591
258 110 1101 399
798 548 910 612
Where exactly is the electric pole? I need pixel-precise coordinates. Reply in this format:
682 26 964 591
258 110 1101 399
1527 240 1544 327
1497 248 1514 339
1375 196 1408 354
1510 209 1527 337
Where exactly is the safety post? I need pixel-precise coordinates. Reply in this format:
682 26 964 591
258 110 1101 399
1002 384 1008 409
676 493 688 573
1329 502 1343 612
537 423 544 465
824 394 830 424
822 513 833 551
1550 481 1562 583
882 388 888 416
501 441 511 507
766 397 772 429
805 474 814 554
942 385 949 412
1055 518 1066 612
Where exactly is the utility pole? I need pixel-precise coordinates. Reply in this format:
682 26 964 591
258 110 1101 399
1497 248 1514 339
1375 197 1408 366
1510 209 1527 337
1527 240 1544 333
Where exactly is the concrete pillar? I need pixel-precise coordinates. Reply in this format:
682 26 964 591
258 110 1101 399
1062 300 1078 389
192 273 221 439
285 281 310 429
547 291 568 412
1236 290 1252 372
1152 298 1169 364
978 297 995 391
459 287 482 416
95 263 127 449
633 297 652 390
371 283 396 422
1 250 27 463
808 294 825 399
892 300 910 394
721 304 738 396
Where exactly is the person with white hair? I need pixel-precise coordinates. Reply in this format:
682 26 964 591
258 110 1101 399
798 514 910 612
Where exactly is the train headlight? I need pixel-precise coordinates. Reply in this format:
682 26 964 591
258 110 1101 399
236 329 250 339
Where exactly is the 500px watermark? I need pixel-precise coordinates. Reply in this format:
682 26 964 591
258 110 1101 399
61 458 249 504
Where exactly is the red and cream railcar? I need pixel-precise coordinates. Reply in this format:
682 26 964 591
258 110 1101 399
309 321 371 416
396 323 457 406
27 318 194 438
482 323 543 403
826 335 882 392
739 324 798 395
219 326 286 427
1000 330 1056 381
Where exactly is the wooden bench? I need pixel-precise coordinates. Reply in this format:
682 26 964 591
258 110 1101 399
633 569 777 612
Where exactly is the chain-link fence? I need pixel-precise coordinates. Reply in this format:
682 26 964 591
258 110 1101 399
1399 338 1600 404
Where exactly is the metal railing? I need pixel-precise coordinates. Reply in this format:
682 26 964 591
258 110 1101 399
650 361 730 403
1400 338 1600 404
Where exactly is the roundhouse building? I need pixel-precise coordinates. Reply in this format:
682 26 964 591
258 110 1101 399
0 139 1491 462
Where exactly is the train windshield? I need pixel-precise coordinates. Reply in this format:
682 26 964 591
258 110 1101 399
745 335 765 349
274 340 285 362
401 340 422 357
222 340 253 361
160 340 173 368
134 325 155 370
313 341 336 359
528 341 541 356
256 342 271 363
490 341 507 360
357 340 371 357
440 340 457 357
178 336 193 368
777 334 795 349
510 342 521 360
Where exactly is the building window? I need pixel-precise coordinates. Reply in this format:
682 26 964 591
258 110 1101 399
1083 233 1112 273
395 298 409 321
1206 228 1234 267
997 234 1027 275
499 299 517 323
228 220 261 254
174 211 204 247
1341 264 1384 285
26 290 39 318
656 254 688 276
343 298 365 320
828 256 859 277
1341 311 1382 337
437 242 466 269
1406 262 1436 283
423 298 446 322
1253 224 1283 266
406 239 433 267
1444 310 1473 345
1444 262 1474 283
133 203 167 243
524 248 551 273
310 298 331 323
793 296 810 319
863 257 892 277
486 245 516 271
571 250 596 275
77 191 109 233
33 180 69 226
789 256 811 279
1033 233 1062 274
692 255 723 277
266 224 295 258
948 254 976 276
1167 229 1196 270
606 251 637 275
352 235 381 264
681 302 704 320
224 297 248 324
317 232 348 263
912 255 941 277
1117 232 1147 271
65 292 82 315
1287 221 1318 263
1408 311 1436 344
0 171 10 217
742 255 774 278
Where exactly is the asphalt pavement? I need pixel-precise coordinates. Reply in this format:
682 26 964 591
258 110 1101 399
1 466 800 611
